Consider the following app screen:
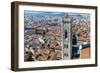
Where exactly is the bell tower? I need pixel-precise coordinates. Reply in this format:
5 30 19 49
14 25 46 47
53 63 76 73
62 15 72 60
